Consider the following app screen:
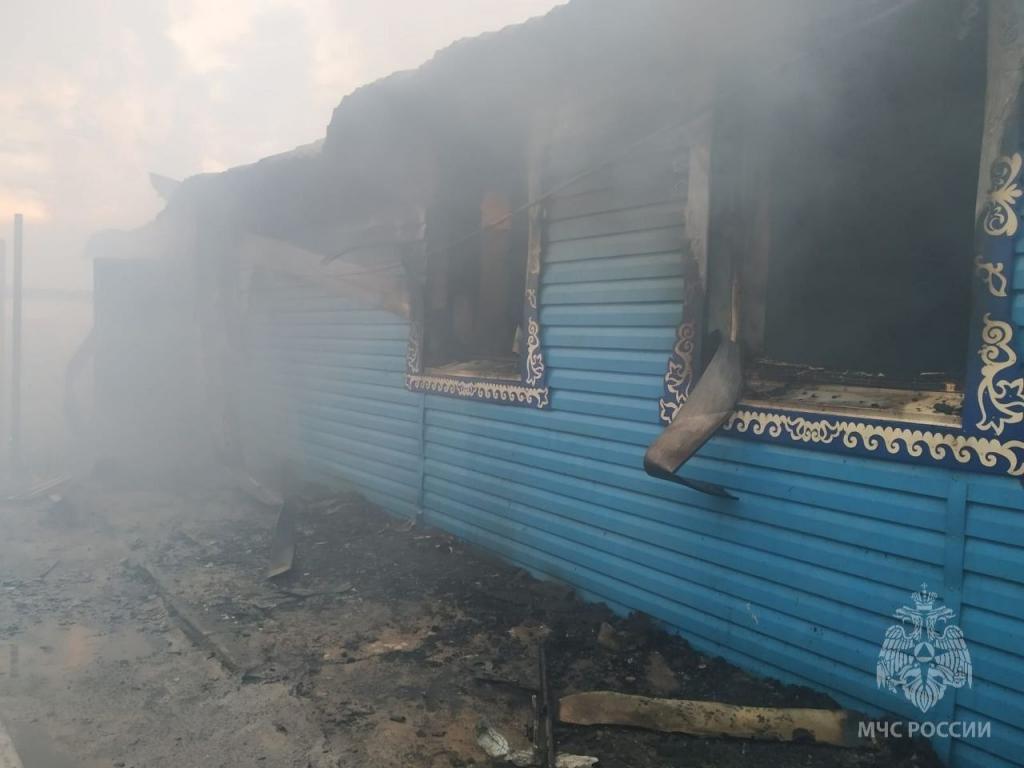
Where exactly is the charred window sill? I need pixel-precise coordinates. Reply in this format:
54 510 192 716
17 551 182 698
406 361 549 408
425 358 521 382
741 379 963 427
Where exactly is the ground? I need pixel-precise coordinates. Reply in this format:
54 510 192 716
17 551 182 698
0 476 941 768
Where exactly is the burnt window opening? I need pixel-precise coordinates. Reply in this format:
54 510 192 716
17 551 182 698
706 0 987 423
422 146 531 380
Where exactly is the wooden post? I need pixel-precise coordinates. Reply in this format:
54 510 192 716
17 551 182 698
10 215 22 472
0 238 6 464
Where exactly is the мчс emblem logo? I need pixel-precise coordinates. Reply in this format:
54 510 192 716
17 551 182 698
876 584 972 713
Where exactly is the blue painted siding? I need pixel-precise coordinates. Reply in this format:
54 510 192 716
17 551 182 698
945 167 1024 767
244 274 422 519
241 166 1024 768
947 479 1024 768
420 174 950 715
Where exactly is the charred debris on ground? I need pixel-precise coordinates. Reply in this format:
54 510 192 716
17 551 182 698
149 485 938 768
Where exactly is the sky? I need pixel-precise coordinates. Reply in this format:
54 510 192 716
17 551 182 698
0 0 564 290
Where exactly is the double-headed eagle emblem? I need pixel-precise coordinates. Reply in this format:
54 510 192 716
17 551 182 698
876 585 972 713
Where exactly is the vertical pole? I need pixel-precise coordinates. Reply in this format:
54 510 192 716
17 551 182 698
0 239 6 464
10 215 23 473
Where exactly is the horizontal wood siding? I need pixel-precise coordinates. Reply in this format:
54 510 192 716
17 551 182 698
416 155 1024 768
241 145 1024 768
244 274 421 518
948 448 1024 767
946 185 1024 766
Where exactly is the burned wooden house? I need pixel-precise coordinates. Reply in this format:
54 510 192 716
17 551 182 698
94 1 1024 765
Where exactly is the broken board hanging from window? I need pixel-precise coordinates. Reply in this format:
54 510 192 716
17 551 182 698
655 0 1024 477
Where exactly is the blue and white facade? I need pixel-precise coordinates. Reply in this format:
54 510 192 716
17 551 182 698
224 4 1024 766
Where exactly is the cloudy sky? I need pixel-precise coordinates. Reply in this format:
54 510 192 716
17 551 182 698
1 0 564 290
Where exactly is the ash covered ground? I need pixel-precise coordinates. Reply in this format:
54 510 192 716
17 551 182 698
0 477 939 768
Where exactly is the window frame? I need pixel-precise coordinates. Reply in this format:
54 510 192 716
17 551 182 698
658 6 1024 477
405 157 549 408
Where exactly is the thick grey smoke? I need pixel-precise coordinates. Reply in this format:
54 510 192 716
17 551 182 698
0 0 565 291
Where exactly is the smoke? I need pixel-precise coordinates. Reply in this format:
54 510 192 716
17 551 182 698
0 0 565 292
